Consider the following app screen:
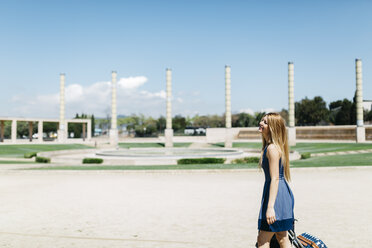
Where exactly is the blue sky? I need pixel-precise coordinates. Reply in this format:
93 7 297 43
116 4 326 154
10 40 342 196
1 0 371 118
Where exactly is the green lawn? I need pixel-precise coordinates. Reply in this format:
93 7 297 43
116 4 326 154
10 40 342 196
0 160 36 164
2 142 372 170
233 143 262 149
216 142 372 154
291 152 372 167
30 152 372 170
28 163 259 170
212 142 262 149
118 142 191 148
290 143 372 154
0 144 93 158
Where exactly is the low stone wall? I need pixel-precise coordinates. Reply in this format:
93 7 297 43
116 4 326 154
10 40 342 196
296 126 355 140
206 127 259 143
206 125 372 142
297 126 372 141
366 127 372 140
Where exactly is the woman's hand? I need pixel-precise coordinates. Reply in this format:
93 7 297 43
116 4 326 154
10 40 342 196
266 207 276 225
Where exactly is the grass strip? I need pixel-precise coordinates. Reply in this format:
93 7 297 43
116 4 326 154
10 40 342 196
0 160 36 164
218 142 372 154
0 144 92 158
291 152 372 167
118 142 191 148
26 152 372 170
290 142 372 154
27 163 259 170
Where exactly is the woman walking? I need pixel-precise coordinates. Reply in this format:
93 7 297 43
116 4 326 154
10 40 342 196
257 113 294 248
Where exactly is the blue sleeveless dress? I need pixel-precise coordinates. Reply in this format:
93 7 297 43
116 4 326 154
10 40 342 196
258 147 294 232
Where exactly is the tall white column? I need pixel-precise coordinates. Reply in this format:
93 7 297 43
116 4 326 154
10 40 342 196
225 65 233 148
110 71 119 147
0 121 4 142
58 73 66 143
87 119 92 140
11 119 17 143
165 68 173 147
355 59 365 142
28 121 33 142
38 121 43 143
288 62 296 146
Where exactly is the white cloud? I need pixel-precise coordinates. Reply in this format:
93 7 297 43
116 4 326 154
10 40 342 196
118 76 147 89
9 76 167 118
239 108 255 115
260 108 277 113
139 90 166 99
66 84 84 102
8 77 246 119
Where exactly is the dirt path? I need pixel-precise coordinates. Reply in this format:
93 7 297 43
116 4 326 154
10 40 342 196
0 166 370 247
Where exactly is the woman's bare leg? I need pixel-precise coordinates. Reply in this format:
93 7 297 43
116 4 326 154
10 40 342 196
275 231 291 248
257 230 274 248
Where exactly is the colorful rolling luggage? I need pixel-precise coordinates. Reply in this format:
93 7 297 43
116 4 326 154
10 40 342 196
295 232 327 248
255 221 327 248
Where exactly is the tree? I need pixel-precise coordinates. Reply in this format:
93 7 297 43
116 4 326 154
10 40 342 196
351 92 357 125
192 115 224 128
144 117 158 136
156 116 166 133
255 112 266 126
172 115 187 133
279 109 289 124
69 114 83 138
329 99 354 125
91 115 95 137
365 109 372 123
209 115 224 127
2 121 12 138
118 115 140 133
16 121 37 138
69 113 92 138
295 96 329 126
192 115 209 127
232 113 255 127
43 122 58 138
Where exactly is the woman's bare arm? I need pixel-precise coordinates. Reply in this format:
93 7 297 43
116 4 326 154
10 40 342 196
266 144 280 225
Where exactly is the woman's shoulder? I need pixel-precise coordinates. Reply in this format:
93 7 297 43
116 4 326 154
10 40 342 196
266 144 280 158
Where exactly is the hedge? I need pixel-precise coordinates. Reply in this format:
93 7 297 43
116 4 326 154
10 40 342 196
35 156 51 163
24 152 37 158
231 156 260 164
301 152 311 159
177 158 226 165
83 158 104 164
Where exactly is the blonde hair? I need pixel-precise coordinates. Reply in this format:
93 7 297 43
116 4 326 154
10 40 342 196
260 112 291 181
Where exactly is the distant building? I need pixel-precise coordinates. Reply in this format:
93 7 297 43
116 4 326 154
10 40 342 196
184 127 206 135
364 100 372 112
94 128 102 136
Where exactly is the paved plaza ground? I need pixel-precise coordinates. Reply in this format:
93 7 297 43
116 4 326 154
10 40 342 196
0 166 371 248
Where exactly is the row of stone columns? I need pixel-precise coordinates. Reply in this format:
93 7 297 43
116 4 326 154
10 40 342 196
161 66 233 148
0 120 44 143
165 69 173 147
0 119 89 143
0 121 4 142
225 66 232 148
58 73 66 142
288 62 296 146
56 73 91 143
107 69 175 148
287 59 365 144
110 71 118 146
106 59 366 148
355 59 365 142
